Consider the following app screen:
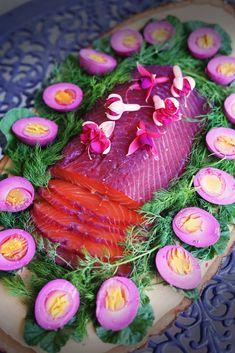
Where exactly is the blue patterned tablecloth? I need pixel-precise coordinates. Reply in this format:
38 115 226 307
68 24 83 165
0 1 234 353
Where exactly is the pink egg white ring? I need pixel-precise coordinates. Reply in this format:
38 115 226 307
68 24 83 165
206 127 235 160
193 167 235 205
0 176 34 212
79 48 117 76
110 28 143 57
96 276 140 331
206 56 235 85
35 279 80 330
155 245 201 289
187 27 221 59
12 117 58 147
224 93 235 124
43 82 83 112
0 229 36 271
173 207 220 248
143 20 175 45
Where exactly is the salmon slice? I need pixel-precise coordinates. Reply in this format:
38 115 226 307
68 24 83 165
33 201 126 243
32 211 123 259
48 179 143 226
50 166 141 210
39 186 127 235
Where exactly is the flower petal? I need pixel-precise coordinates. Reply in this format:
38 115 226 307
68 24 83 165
103 140 111 155
173 65 182 78
82 121 98 128
173 77 184 91
185 76 196 90
99 121 115 138
170 86 180 98
136 63 152 78
153 95 165 110
126 137 140 156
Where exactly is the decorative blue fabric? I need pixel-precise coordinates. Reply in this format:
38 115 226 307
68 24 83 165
0 1 234 353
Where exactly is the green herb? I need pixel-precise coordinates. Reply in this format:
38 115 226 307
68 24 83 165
96 301 154 345
0 108 35 148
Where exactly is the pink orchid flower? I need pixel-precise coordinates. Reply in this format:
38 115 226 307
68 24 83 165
153 95 181 127
171 65 195 99
80 120 115 159
127 120 162 157
104 93 141 120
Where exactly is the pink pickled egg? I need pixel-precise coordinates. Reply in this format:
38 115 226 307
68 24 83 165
96 276 140 331
187 27 221 59
79 48 117 76
206 127 235 160
35 279 80 330
110 28 143 57
43 83 83 112
224 93 235 124
12 117 58 147
194 167 235 205
173 207 220 248
0 229 36 271
143 20 175 45
206 56 235 85
155 245 201 289
0 176 34 212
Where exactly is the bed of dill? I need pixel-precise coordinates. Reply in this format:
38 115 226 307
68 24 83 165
0 16 234 352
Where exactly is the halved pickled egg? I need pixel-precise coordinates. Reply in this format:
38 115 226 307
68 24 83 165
43 83 83 112
143 20 175 45
110 29 143 57
173 207 220 247
206 127 235 160
12 117 58 147
155 245 201 289
79 48 117 76
96 276 140 331
187 27 221 59
224 93 235 124
0 176 34 212
0 229 36 271
35 279 80 330
206 56 235 85
194 167 235 205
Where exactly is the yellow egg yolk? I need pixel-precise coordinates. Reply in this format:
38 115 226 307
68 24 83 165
105 286 126 311
215 135 235 155
167 248 192 275
89 53 107 63
180 214 203 233
0 235 27 261
24 123 49 136
6 188 27 207
152 28 170 42
217 63 235 77
55 89 76 105
200 174 223 195
46 291 70 319
197 34 214 49
122 35 136 47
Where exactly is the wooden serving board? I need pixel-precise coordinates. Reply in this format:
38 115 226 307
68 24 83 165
0 1 235 353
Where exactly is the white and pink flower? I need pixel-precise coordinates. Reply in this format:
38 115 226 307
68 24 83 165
171 65 195 99
80 120 115 158
153 95 181 127
104 93 141 120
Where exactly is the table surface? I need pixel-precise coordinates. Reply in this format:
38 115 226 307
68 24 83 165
0 1 234 353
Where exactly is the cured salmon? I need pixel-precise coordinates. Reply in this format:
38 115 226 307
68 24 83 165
32 65 208 265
